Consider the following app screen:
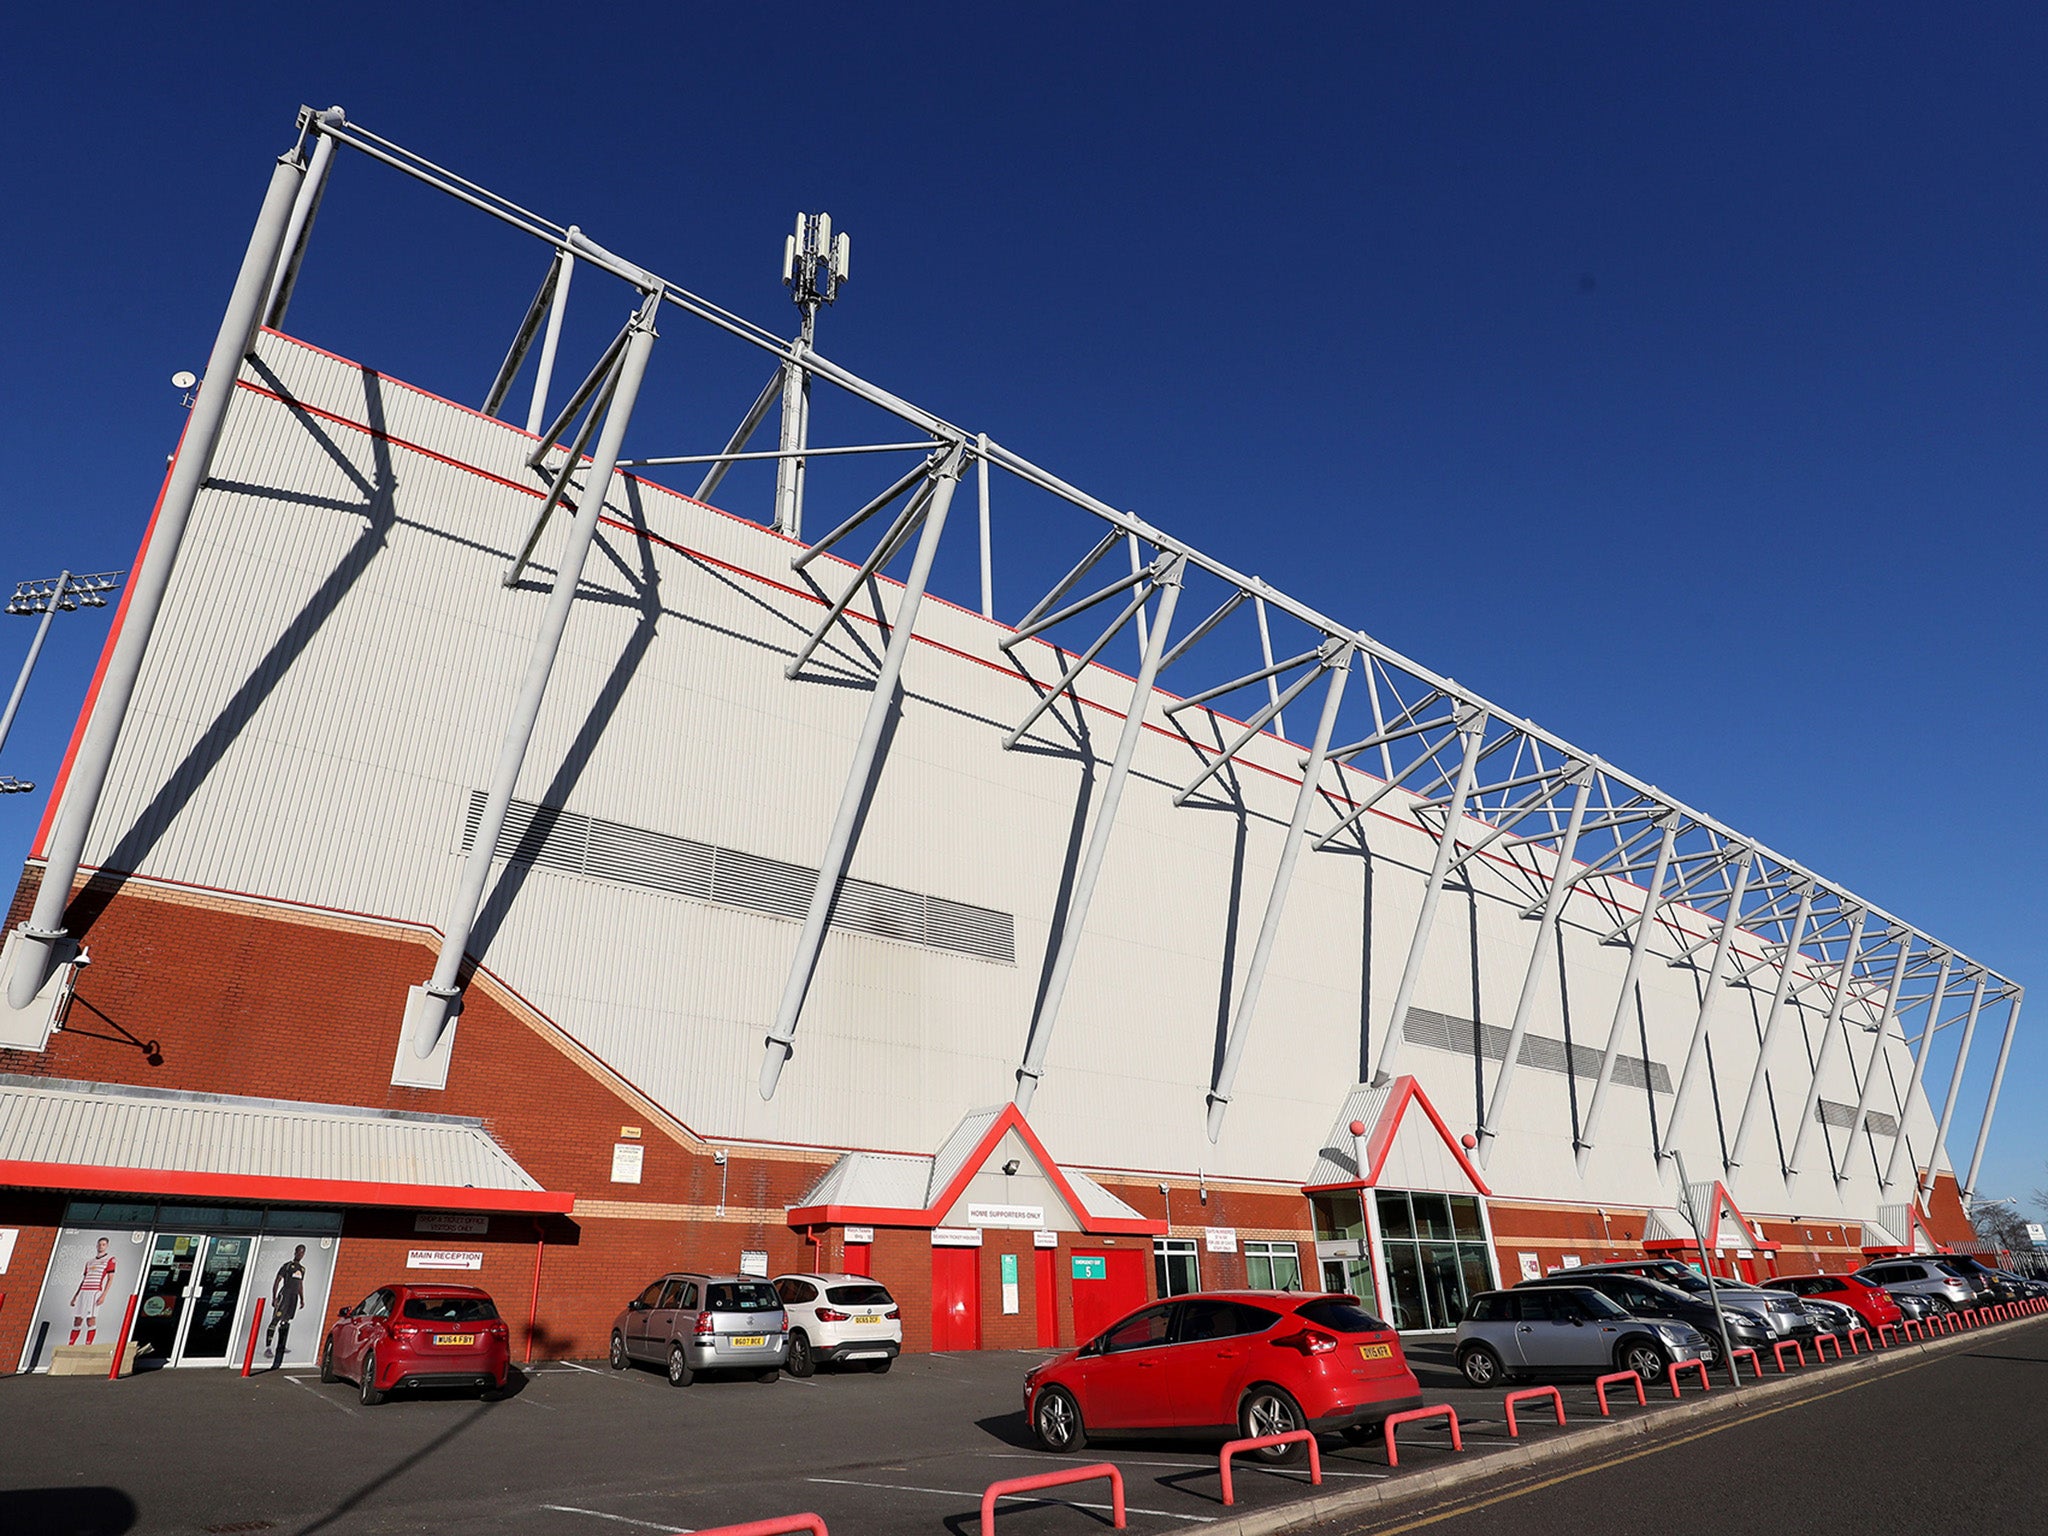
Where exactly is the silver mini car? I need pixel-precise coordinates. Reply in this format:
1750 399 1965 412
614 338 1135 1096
1455 1286 1711 1386
609 1272 788 1386
1854 1259 1976 1315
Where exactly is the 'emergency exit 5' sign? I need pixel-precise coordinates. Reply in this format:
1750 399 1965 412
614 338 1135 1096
1071 1255 1106 1280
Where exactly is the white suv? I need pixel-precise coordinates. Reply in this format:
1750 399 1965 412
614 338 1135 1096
772 1273 903 1376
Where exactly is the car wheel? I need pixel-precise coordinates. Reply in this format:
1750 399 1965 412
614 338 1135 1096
1621 1340 1667 1383
1929 1298 1953 1316
667 1344 694 1388
359 1348 385 1407
1238 1385 1309 1464
1032 1385 1087 1453
319 1340 337 1384
866 1355 893 1375
1458 1344 1504 1388
785 1330 816 1378
609 1332 630 1371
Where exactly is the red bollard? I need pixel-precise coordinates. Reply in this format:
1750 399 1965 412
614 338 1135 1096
1813 1333 1842 1362
1217 1431 1321 1505
1667 1359 1710 1397
241 1297 268 1377
1594 1370 1646 1415
1503 1386 1565 1438
1728 1346 1762 1380
1773 1340 1807 1373
107 1292 141 1379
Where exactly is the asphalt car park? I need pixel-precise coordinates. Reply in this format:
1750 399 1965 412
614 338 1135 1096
10 1312 2042 1536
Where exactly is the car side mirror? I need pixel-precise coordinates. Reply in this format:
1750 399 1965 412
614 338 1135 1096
628 1299 647 1311
336 1306 350 1319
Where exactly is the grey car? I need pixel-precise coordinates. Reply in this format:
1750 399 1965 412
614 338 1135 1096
609 1272 788 1386
1854 1259 1975 1315
1563 1260 1814 1340
1454 1286 1711 1387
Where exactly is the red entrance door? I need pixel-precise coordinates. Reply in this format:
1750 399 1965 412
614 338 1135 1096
1068 1248 1147 1346
1034 1247 1059 1347
931 1246 981 1351
842 1241 871 1277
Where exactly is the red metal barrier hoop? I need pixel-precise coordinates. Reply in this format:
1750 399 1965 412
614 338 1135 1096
1383 1405 1463 1467
1845 1327 1871 1354
1218 1431 1321 1506
1813 1333 1842 1362
687 1517 828 1536
1773 1340 1807 1373
1503 1385 1565 1438
1666 1359 1709 1397
980 1465 1125 1534
1594 1369 1646 1416
1728 1346 1761 1380
1900 1319 1921 1341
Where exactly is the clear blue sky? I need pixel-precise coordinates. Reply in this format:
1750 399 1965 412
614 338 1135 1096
2 4 2041 1210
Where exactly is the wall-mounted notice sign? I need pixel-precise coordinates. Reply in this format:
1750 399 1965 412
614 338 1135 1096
1071 1254 1107 1280
407 1249 483 1270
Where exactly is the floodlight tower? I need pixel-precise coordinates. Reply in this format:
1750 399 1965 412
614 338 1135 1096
0 570 124 793
773 212 851 538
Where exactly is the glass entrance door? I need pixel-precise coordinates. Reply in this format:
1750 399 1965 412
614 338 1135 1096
131 1233 201 1369
177 1235 255 1364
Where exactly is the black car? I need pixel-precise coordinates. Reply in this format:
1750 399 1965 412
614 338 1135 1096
1933 1254 2027 1305
1515 1272 1771 1365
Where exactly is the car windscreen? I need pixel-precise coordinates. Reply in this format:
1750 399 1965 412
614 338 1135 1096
706 1283 780 1312
825 1284 895 1308
1296 1298 1392 1333
1571 1289 1631 1320
403 1296 498 1322
1660 1270 1711 1293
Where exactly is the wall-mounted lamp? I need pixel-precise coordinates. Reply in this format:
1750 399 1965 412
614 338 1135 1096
1002 1158 1020 1177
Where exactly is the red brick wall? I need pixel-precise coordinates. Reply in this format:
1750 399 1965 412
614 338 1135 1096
0 871 841 1365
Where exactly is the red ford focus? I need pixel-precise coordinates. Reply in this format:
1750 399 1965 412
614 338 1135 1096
322 1283 511 1405
1764 1272 1904 1331
1025 1291 1423 1463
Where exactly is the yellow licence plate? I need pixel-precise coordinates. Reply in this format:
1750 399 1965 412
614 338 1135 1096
1357 1343 1392 1361
731 1334 767 1348
855 1315 883 1325
435 1334 476 1346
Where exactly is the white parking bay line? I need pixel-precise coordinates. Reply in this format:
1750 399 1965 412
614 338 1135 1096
541 1505 689 1532
806 1477 1216 1522
284 1376 356 1416
552 1360 609 1375
977 1451 1386 1480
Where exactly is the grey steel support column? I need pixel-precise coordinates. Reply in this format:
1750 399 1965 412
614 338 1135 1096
7 150 307 1011
977 433 994 618
1659 851 1754 1156
1475 765 1595 1166
1962 991 2022 1198
1575 815 1679 1172
1922 972 1987 1196
1725 879 1816 1169
759 445 969 1099
1205 643 1354 1142
772 345 811 537
1012 558 1187 1114
263 108 344 329
0 573 67 762
1834 937 1917 1185
525 242 575 436
1881 951 1953 1191
1368 708 1487 1087
1785 909 1871 1175
408 296 660 1058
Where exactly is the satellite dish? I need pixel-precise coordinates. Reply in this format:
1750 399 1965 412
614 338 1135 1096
171 371 197 390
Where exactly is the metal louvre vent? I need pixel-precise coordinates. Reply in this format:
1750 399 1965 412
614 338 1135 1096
462 791 1013 963
1816 1098 1900 1137
1404 1007 1675 1094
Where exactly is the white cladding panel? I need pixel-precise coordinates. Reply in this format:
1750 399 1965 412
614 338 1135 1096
61 333 1945 1226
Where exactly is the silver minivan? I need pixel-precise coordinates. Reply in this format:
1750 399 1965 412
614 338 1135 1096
1454 1286 1711 1386
608 1272 788 1386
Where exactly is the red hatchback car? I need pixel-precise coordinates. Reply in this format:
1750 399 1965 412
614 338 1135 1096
1025 1292 1423 1463
1764 1272 1905 1331
322 1283 511 1405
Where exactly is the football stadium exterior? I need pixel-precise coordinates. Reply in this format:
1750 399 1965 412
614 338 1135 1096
0 110 2024 1371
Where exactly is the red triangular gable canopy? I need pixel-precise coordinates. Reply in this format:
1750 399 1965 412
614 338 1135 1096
1303 1076 1490 1197
785 1102 1164 1236
1644 1181 1779 1253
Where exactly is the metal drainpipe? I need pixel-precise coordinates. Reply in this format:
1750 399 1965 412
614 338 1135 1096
410 297 659 1058
8 150 308 1011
